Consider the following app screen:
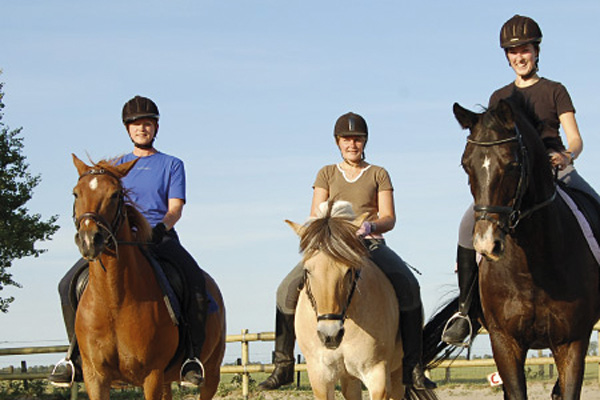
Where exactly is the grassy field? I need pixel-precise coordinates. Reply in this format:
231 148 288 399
1 364 599 399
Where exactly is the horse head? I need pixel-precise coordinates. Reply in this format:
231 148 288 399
287 201 368 349
454 100 554 260
71 154 140 260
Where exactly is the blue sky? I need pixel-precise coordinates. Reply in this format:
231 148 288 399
2 1 600 365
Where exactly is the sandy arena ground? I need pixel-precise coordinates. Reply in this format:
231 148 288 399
245 382 600 399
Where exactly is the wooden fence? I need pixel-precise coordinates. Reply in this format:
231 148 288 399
1 328 600 400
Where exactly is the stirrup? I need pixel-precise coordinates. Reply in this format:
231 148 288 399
180 357 205 388
441 312 473 348
49 358 76 388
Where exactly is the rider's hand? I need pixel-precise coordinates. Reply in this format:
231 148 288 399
152 222 168 244
356 221 373 237
548 151 571 171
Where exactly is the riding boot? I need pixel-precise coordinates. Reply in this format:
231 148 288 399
181 288 209 387
400 307 437 390
442 246 479 346
49 262 87 387
258 310 295 390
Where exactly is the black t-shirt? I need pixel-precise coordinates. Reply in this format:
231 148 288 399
488 78 575 152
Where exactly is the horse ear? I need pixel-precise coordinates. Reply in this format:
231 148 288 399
72 153 91 176
495 99 515 129
353 212 369 228
116 157 140 178
453 103 479 130
285 219 305 236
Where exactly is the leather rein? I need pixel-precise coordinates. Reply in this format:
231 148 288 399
304 268 361 322
467 125 556 233
73 168 142 261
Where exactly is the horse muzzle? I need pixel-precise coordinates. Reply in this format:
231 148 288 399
473 220 505 261
317 320 345 349
75 226 107 260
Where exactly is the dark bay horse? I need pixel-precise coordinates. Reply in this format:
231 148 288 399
71 154 226 400
453 100 600 399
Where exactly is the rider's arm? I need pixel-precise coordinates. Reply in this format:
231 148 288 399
310 187 329 218
162 198 184 230
550 111 583 169
371 189 396 234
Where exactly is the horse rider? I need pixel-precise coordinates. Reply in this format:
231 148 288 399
258 112 436 391
442 14 600 346
48 95 209 387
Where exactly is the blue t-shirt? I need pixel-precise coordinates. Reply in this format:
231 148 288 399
117 152 186 227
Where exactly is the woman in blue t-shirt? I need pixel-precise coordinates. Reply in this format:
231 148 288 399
49 96 208 388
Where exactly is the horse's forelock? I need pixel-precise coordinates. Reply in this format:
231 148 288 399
300 210 367 270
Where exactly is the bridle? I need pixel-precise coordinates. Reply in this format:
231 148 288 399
304 268 361 322
467 125 556 233
73 168 127 259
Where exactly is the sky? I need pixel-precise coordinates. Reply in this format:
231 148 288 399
2 1 600 367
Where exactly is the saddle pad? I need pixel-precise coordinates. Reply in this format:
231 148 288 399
557 186 600 266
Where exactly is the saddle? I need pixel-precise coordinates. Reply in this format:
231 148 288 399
557 182 600 264
74 250 216 326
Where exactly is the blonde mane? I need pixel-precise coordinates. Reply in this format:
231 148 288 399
299 201 368 269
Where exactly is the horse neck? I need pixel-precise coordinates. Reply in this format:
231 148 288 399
87 219 149 306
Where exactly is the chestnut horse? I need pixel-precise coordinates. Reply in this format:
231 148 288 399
288 201 438 400
454 100 600 399
71 154 226 400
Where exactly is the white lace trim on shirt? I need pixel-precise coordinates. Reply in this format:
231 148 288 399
336 164 372 183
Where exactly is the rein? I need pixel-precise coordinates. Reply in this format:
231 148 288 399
467 125 556 232
73 168 147 261
304 268 361 322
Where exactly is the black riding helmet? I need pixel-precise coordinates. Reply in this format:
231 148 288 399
334 112 368 139
122 96 160 125
500 15 542 49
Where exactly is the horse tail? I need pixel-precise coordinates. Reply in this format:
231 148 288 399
421 295 482 369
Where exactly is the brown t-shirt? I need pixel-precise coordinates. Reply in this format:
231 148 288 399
488 78 575 152
313 164 393 221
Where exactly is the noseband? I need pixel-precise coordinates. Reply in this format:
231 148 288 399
304 268 361 322
73 168 126 254
467 125 556 232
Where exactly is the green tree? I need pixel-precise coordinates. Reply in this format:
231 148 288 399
0 73 59 312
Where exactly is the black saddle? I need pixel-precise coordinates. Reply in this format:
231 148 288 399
558 182 600 246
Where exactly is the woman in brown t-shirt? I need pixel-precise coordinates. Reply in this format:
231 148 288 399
258 112 435 391
443 14 600 346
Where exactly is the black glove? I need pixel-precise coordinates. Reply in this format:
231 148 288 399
152 222 168 244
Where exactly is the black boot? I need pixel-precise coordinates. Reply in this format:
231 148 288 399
442 246 479 346
258 310 295 390
181 285 209 387
48 337 83 387
400 308 437 390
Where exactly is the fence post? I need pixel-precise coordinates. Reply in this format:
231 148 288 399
241 329 249 400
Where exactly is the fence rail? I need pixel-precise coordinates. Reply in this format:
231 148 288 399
1 327 600 400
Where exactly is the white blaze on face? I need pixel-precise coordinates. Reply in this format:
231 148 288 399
482 156 491 186
89 177 98 191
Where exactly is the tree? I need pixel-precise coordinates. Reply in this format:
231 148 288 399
0 73 59 312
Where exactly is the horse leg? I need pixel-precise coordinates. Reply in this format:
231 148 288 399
553 340 588 400
306 365 336 400
161 382 173 400
488 332 527 400
142 370 165 400
361 363 390 400
199 362 221 400
82 370 111 400
340 375 362 400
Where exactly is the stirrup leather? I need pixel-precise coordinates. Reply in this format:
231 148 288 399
180 357 205 387
49 358 76 388
441 312 473 348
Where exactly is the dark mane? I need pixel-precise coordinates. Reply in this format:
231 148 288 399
93 158 152 242
298 202 368 269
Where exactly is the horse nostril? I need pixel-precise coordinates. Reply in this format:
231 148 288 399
493 240 504 255
93 232 105 246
